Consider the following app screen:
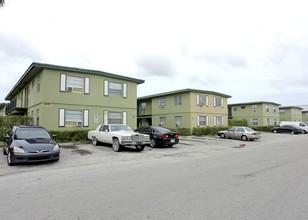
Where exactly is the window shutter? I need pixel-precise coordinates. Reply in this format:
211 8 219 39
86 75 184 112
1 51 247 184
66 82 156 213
60 74 66 92
123 112 127 125
197 116 200 126
123 83 127 98
206 96 209 106
222 117 224 126
84 77 90 94
103 111 108 124
104 80 109 96
206 116 209 126
221 98 224 107
84 110 89 127
196 95 200 105
59 109 65 127
214 97 216 107
214 116 217 126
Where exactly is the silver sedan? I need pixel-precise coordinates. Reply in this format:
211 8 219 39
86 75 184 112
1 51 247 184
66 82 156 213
217 126 261 141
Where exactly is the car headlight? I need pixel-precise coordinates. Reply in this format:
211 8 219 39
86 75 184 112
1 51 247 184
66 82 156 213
53 144 60 151
121 136 131 140
12 146 25 153
144 135 150 139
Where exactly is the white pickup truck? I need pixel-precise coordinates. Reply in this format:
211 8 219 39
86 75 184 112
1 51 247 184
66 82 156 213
87 124 151 152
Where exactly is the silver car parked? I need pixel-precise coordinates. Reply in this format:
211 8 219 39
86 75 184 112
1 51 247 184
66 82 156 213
217 126 261 141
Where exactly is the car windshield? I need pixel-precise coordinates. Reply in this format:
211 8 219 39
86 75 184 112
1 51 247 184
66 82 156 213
110 125 133 132
15 128 51 140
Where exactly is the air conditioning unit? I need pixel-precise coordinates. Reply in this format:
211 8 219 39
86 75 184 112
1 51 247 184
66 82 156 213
159 123 164 126
160 104 165 108
175 122 180 127
199 101 204 106
66 87 73 92
76 121 83 126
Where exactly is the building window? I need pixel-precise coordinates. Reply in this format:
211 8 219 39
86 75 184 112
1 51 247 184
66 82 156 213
159 97 166 108
60 74 89 94
174 95 182 105
108 112 122 124
214 116 223 126
252 105 257 112
197 116 208 126
252 118 258 126
66 110 83 126
139 102 146 114
31 79 35 88
175 116 182 126
241 106 246 109
273 119 278 125
214 97 223 107
59 109 89 127
159 117 166 126
109 82 122 97
103 80 127 97
197 95 208 106
266 118 270 125
265 105 270 112
273 106 277 113
279 109 285 114
233 107 237 111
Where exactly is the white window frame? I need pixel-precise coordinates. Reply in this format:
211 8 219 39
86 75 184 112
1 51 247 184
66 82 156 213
214 116 223 126
196 95 208 106
214 97 224 107
197 116 208 126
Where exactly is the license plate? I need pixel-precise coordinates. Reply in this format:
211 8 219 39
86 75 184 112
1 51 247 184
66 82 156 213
171 139 175 143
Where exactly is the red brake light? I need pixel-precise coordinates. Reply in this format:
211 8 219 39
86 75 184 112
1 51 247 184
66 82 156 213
175 134 179 138
162 134 168 139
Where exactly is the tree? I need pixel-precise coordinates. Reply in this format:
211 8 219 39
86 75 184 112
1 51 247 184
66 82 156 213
0 0 4 7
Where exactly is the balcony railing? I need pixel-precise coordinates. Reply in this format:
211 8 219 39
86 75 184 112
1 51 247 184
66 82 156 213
5 99 28 115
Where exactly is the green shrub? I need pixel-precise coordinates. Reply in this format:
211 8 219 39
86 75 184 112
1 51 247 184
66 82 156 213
49 129 90 143
0 116 33 141
192 126 230 136
171 127 191 136
228 119 248 126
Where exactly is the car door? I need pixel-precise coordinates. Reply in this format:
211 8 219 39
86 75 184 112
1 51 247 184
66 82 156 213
98 125 110 143
234 127 245 139
226 127 237 138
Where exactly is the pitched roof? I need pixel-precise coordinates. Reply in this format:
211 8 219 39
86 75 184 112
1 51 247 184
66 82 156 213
5 62 145 100
138 88 231 100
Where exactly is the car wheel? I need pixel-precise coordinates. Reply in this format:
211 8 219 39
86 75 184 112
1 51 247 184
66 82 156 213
290 131 295 135
220 133 226 139
7 152 14 166
92 137 98 146
135 145 145 151
150 139 157 148
272 130 277 133
112 138 121 152
241 135 248 141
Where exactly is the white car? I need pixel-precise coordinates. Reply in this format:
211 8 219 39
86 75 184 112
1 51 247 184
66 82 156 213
87 124 151 152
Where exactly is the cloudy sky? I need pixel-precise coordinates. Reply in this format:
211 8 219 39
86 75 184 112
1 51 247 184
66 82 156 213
1 0 308 106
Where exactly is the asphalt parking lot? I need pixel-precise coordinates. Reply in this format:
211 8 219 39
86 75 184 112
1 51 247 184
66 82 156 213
1 132 307 174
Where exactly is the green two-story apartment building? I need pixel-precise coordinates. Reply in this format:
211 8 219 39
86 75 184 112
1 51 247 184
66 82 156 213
228 101 281 126
279 106 303 122
137 89 231 132
5 62 145 130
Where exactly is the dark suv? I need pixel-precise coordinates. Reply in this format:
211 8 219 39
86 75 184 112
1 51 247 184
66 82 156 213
3 125 60 166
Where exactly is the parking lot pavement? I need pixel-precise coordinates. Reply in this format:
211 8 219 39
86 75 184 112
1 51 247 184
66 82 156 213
1 132 307 176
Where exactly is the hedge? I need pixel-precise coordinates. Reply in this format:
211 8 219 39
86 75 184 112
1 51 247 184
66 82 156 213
0 116 32 141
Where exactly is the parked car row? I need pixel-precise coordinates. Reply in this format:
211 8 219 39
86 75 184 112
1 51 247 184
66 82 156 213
3 123 305 166
87 124 180 151
217 124 307 142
